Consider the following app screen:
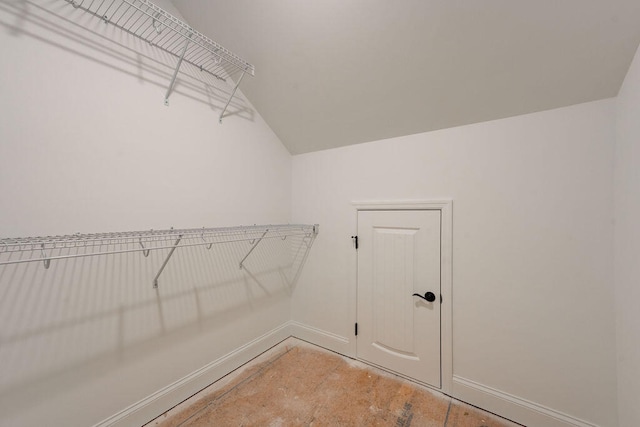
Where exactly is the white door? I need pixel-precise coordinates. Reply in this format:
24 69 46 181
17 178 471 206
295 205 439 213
357 209 441 388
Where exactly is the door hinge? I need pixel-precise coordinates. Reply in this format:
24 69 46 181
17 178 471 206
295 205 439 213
355 322 358 336
351 235 358 250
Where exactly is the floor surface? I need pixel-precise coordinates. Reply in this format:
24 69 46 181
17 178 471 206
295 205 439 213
148 339 521 427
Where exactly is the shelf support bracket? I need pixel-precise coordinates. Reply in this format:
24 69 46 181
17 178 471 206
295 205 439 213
239 229 268 270
164 35 191 106
219 70 246 123
153 235 182 289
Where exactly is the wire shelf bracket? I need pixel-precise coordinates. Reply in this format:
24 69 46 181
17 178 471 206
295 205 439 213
219 71 246 123
239 228 268 270
0 224 319 289
152 234 182 289
63 0 255 122
164 36 191 106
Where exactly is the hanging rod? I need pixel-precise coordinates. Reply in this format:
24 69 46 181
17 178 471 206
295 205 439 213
64 0 254 120
0 224 319 287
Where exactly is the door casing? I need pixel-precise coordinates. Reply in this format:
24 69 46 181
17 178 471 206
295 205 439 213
352 200 452 393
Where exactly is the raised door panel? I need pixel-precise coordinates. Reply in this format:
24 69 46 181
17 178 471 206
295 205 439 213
357 209 441 387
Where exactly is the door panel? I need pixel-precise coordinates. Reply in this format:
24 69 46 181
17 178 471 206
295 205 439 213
357 210 441 387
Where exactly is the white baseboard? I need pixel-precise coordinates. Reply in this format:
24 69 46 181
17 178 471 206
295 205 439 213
452 375 599 427
95 322 600 427
288 321 352 356
94 323 292 427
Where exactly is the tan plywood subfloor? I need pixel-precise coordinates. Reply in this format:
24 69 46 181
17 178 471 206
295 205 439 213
147 338 521 427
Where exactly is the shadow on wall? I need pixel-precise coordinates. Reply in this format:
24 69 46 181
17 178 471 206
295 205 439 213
0 0 254 122
0 232 315 419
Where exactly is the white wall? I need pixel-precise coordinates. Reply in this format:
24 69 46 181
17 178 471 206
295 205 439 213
0 1 632 426
614 44 640 427
291 99 618 426
0 1 293 426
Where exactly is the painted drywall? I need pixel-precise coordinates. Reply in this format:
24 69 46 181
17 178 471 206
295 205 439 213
0 1 294 426
291 99 618 426
614 44 640 427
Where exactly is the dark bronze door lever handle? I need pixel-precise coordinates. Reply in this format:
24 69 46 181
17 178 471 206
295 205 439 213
412 292 436 302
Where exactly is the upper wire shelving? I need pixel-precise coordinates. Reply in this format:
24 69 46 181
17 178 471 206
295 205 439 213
0 224 319 288
65 0 254 122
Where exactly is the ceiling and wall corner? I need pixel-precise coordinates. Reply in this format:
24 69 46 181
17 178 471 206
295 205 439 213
172 0 640 154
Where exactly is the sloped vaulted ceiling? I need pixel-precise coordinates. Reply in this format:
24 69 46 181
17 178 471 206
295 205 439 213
173 0 640 154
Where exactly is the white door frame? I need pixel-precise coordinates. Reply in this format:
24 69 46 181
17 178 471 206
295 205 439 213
352 200 453 394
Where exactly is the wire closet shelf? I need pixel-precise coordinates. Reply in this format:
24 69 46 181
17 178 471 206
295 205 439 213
65 0 254 121
0 224 319 287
